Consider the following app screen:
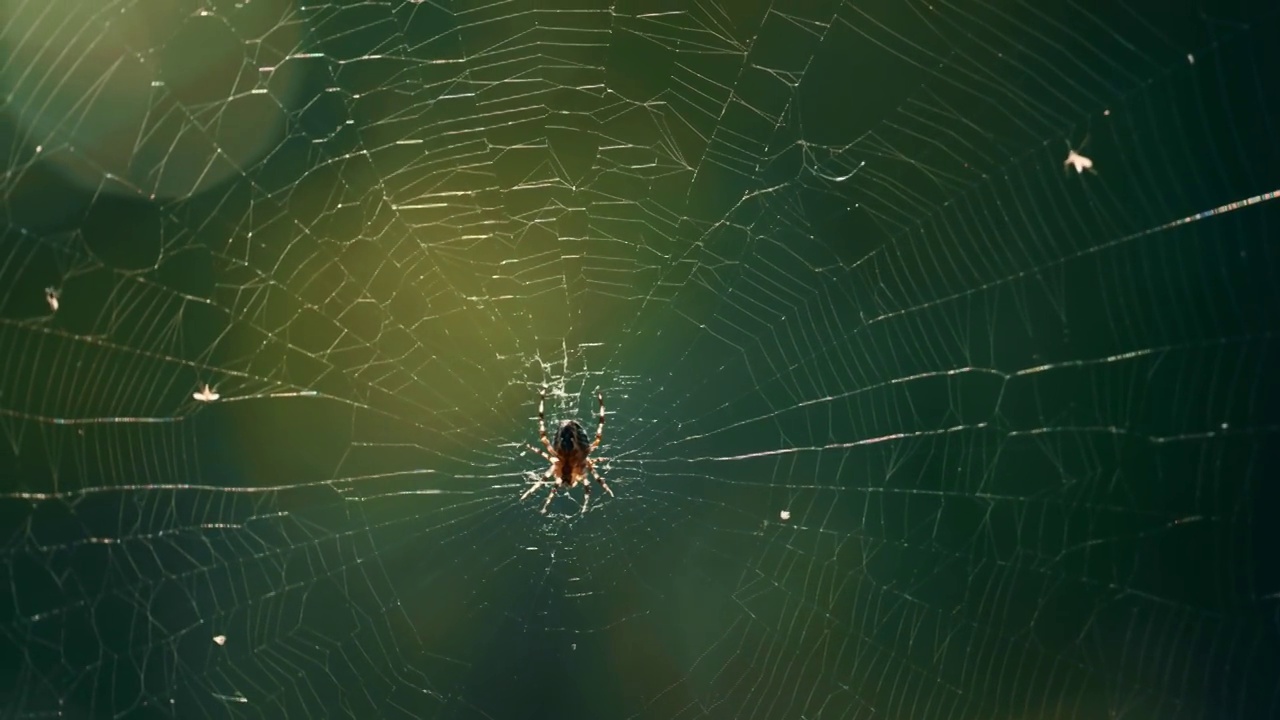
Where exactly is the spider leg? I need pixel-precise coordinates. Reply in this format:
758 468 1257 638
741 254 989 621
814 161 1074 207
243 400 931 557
522 467 556 502
525 443 553 462
540 481 560 514
538 387 554 454
590 389 605 450
586 459 613 497
581 481 592 514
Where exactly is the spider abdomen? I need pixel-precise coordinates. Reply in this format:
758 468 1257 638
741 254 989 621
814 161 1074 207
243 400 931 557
557 421 588 453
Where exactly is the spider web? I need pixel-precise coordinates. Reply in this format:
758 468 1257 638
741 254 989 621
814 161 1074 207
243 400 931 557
1 0 1278 718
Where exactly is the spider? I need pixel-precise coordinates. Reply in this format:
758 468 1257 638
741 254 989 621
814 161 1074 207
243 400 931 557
520 387 612 514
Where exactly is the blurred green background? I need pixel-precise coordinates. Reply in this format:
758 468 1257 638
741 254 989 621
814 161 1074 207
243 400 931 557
0 0 1277 718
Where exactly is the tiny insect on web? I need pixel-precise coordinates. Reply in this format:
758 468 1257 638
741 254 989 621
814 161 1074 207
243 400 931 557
1064 134 1095 174
520 387 612 514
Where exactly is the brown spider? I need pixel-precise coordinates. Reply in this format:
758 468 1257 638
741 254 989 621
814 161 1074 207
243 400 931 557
521 387 612 514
